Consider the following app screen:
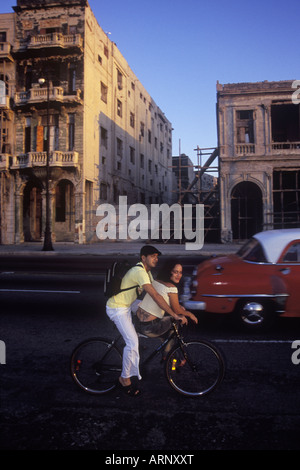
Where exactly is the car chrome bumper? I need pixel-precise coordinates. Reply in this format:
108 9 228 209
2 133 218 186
183 300 206 310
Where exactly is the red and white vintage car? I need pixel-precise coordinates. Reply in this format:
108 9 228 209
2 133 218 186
184 228 300 329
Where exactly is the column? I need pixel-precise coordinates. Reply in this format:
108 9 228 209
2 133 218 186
14 185 24 244
74 190 86 244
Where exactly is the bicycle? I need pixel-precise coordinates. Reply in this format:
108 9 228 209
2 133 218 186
70 319 225 397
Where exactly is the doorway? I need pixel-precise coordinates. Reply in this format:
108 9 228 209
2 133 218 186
55 179 75 241
23 180 42 241
231 181 263 240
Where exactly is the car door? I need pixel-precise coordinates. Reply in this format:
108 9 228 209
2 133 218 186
277 240 300 316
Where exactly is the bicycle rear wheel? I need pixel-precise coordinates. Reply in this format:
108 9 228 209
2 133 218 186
165 340 225 397
70 338 122 395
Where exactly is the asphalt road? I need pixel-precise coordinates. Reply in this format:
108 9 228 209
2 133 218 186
1 256 300 455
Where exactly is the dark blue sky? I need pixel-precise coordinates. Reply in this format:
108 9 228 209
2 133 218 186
3 0 299 166
88 0 299 163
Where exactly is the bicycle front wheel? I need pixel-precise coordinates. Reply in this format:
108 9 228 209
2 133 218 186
165 340 225 397
70 338 122 395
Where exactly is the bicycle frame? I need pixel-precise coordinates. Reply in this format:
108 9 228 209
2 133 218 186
110 319 183 367
138 320 186 367
71 319 225 397
140 330 177 367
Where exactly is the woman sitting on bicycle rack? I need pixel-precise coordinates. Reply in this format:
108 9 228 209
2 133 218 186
134 261 198 360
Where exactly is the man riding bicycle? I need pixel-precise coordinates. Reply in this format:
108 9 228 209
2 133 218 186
106 245 187 396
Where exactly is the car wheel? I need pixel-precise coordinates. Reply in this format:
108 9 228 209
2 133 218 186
236 300 270 330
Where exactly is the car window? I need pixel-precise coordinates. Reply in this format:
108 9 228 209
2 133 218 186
282 243 300 263
237 238 268 262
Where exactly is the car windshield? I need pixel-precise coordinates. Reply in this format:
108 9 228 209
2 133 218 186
237 238 268 262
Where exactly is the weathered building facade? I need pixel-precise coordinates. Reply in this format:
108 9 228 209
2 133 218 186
217 80 300 242
0 0 173 244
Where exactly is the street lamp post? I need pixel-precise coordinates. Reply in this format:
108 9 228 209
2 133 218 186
38 77 54 251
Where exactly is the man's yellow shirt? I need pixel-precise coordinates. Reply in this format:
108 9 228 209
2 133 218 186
107 263 153 308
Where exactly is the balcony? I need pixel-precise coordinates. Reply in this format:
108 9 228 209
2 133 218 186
11 151 79 170
0 96 11 109
235 144 255 155
234 141 300 158
0 42 13 61
0 154 10 171
14 33 83 54
29 33 83 50
271 142 300 154
14 86 82 106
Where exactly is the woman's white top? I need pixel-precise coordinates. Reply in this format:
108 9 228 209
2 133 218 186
138 280 178 318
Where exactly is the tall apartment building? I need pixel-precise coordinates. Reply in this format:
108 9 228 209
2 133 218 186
172 154 195 203
217 80 300 242
0 0 173 244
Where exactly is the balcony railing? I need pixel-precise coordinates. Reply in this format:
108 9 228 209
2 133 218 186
11 151 79 170
29 33 83 50
234 142 300 156
271 142 300 152
14 33 83 53
235 144 255 155
14 86 82 106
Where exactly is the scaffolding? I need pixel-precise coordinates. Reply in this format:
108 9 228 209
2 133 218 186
156 146 220 244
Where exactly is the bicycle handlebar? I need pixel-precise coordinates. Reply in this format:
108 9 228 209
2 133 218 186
171 318 186 329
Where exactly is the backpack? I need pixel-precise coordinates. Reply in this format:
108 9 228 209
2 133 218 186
104 260 143 299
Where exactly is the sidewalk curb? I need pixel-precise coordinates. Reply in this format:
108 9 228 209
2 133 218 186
0 242 241 258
